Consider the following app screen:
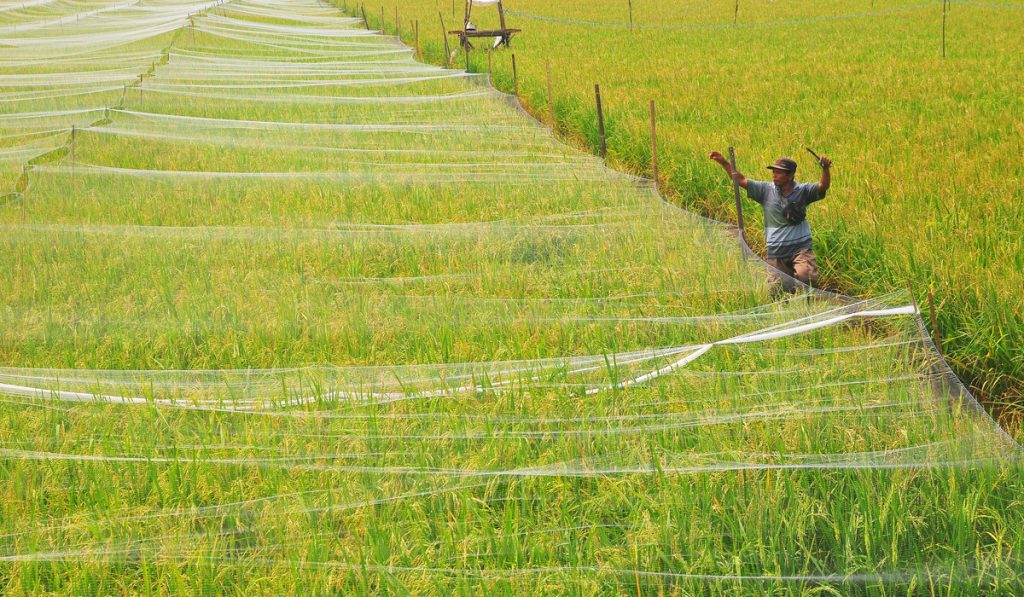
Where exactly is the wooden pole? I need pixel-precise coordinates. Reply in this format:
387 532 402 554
70 125 76 191
379 6 384 32
734 0 739 24
649 100 658 189
396 7 400 37
439 13 451 66
927 289 943 356
497 0 509 43
465 44 470 71
361 5 368 29
414 20 420 56
941 0 947 59
594 84 606 159
628 0 633 31
511 53 518 95
546 60 554 125
728 147 746 244
487 48 492 74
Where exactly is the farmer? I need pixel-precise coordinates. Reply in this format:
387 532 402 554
708 152 832 292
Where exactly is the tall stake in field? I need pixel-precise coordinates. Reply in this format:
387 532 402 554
928 289 944 356
734 0 739 24
70 125 76 191
512 53 519 95
546 60 554 126
649 100 658 190
728 147 746 245
942 0 948 58
439 13 451 66
361 5 368 29
414 20 420 56
595 84 607 159
628 0 633 31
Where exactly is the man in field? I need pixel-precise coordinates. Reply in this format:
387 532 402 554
708 152 832 292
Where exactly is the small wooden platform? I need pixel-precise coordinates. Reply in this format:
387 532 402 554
449 28 521 49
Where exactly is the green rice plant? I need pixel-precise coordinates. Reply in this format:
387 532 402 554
1 0 1023 594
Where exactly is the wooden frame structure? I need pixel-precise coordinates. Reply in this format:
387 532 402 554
448 0 520 49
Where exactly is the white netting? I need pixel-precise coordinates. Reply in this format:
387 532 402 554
1 0 1022 592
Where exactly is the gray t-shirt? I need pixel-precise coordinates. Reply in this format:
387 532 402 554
746 180 826 258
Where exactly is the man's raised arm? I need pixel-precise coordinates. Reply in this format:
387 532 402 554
709 151 748 188
816 155 832 194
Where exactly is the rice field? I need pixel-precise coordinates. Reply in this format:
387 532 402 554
357 0 1024 410
1 0 1024 594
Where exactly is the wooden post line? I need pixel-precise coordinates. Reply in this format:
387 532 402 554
439 12 451 66
927 290 943 356
594 84 606 159
941 0 948 59
728 147 746 245
70 125 76 190
512 53 518 95
546 60 554 126
649 100 658 190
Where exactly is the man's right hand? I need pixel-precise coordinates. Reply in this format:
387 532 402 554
709 151 728 164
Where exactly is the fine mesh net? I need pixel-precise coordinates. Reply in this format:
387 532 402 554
1 0 1022 592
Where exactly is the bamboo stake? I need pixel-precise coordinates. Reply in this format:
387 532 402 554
414 20 420 56
361 5 368 28
649 100 658 190
734 0 739 24
70 125 77 193
379 6 384 32
595 84 606 159
512 53 518 95
396 7 400 37
439 13 451 66
546 60 554 126
941 0 947 58
628 0 633 31
928 290 943 356
728 147 746 245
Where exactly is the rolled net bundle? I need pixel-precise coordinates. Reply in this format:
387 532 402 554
1 0 1023 593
